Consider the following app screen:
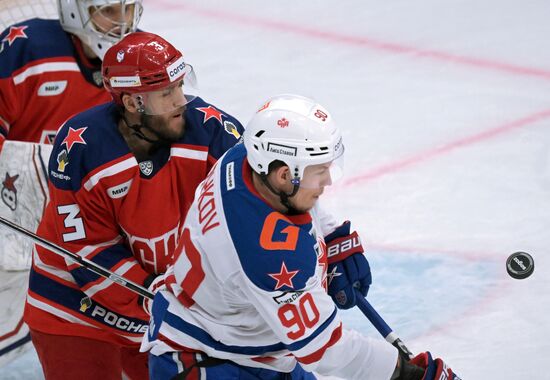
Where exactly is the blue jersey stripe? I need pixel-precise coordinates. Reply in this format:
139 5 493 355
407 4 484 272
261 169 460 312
29 269 148 331
155 293 338 356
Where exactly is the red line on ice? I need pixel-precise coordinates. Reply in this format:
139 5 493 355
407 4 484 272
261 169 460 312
337 108 550 188
150 1 550 81
148 2 550 185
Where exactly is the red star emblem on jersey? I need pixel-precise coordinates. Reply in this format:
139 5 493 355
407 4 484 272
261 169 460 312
2 173 19 192
197 106 224 124
62 127 87 152
268 261 300 290
2 25 28 46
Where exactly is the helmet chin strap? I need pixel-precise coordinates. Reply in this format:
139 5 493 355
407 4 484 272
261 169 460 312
122 114 162 144
260 174 302 215
120 95 168 145
120 112 175 158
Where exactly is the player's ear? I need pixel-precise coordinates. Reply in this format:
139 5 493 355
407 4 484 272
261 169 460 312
121 93 138 113
272 165 291 187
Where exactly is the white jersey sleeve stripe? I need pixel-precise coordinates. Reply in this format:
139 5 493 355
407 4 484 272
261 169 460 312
27 293 97 328
13 61 80 85
83 156 137 191
170 146 208 161
32 247 77 284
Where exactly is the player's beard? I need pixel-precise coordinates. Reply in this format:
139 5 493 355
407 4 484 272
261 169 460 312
141 107 186 145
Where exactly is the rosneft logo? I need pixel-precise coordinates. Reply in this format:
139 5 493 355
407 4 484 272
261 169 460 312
109 76 141 88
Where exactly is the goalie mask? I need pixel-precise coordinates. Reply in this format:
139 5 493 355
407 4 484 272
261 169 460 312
243 94 344 190
102 32 198 116
58 0 143 59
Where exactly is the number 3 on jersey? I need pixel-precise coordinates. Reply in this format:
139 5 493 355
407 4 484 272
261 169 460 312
278 293 320 340
57 204 86 242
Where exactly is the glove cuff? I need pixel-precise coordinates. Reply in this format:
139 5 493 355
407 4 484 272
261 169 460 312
327 230 363 264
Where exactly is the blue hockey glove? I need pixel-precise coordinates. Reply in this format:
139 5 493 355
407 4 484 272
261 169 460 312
325 222 371 309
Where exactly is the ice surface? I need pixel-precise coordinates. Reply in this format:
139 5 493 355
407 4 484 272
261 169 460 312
2 0 549 378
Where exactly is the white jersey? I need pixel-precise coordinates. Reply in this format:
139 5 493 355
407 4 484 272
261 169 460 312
141 144 397 379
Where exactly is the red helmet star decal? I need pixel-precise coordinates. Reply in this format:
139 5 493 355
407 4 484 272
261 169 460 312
2 173 19 192
268 261 300 290
197 106 224 124
62 127 88 152
2 25 28 46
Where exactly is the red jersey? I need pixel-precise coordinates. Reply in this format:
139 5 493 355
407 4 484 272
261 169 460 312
0 18 110 144
24 98 244 346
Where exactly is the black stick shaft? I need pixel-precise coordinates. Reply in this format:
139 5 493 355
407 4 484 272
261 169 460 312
0 215 153 300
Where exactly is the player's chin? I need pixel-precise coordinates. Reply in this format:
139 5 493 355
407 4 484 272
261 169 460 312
167 117 186 136
296 198 318 213
310 189 324 200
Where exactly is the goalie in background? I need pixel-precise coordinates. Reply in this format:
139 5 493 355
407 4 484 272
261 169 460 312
0 0 144 145
142 94 459 380
0 0 144 369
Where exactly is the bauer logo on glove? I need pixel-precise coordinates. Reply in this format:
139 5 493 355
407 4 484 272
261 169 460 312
325 221 372 309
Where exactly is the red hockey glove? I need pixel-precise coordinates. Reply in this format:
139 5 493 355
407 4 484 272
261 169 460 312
394 352 461 380
325 221 371 309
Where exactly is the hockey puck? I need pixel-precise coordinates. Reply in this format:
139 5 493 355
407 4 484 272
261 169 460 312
506 252 534 280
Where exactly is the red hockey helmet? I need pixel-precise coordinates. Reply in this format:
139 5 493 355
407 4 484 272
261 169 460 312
102 31 198 114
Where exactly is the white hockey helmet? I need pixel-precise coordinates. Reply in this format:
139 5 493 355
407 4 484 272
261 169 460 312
244 94 344 189
58 0 143 60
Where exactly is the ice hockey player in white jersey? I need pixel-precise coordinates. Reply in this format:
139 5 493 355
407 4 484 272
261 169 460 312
141 94 459 379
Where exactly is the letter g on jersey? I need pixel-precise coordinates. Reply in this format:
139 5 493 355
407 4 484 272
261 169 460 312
260 212 299 251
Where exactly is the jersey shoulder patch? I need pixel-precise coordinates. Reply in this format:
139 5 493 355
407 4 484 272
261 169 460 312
183 97 244 153
48 102 132 191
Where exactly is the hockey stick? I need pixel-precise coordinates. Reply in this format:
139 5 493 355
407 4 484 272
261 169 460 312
354 289 414 360
0 215 154 300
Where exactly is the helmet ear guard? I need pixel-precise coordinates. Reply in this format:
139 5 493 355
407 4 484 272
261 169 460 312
243 94 345 188
58 0 143 59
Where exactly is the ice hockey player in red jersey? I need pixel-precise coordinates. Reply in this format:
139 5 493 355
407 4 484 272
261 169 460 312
141 94 459 379
23 31 244 380
0 0 144 367
0 0 143 145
